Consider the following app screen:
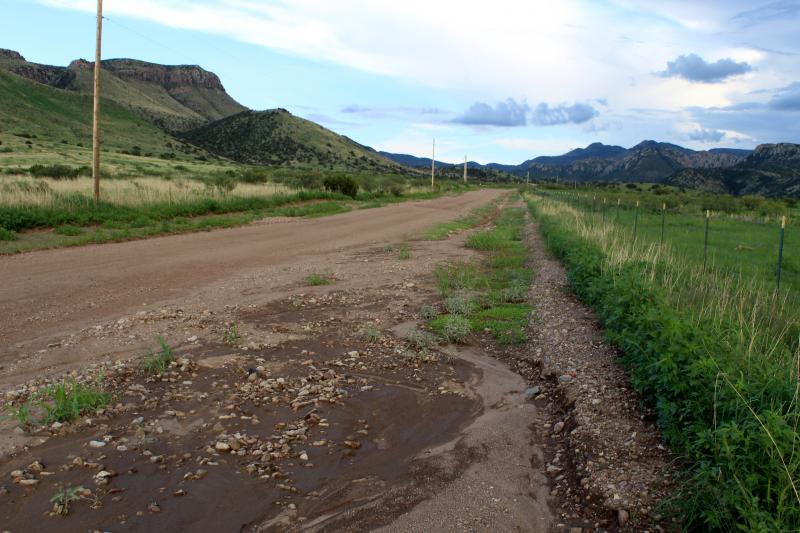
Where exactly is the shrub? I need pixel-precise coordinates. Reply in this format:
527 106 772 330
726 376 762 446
323 174 359 198
0 227 17 241
419 304 439 320
436 315 471 344
443 291 475 315
405 328 437 350
28 164 90 180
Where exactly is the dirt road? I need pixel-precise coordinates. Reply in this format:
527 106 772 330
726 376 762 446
0 190 559 532
1 189 503 382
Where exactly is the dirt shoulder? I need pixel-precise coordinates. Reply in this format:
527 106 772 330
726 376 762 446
491 220 676 532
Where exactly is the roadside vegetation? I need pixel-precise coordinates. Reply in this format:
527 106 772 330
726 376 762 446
419 195 504 240
0 150 475 253
5 378 112 429
527 192 800 531
540 184 798 297
428 206 533 345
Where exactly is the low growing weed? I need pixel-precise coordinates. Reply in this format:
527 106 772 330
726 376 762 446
306 272 333 286
140 336 175 375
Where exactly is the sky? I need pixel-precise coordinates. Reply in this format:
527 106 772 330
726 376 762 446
2 0 799 164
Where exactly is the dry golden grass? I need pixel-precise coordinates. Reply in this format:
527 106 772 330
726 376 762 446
0 177 295 208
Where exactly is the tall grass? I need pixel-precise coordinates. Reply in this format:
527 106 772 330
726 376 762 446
528 193 800 530
0 177 295 208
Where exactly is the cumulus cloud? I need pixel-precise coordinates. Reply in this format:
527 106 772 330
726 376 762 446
452 99 599 127
658 54 752 83
530 102 598 125
688 128 725 142
769 82 800 110
452 98 530 126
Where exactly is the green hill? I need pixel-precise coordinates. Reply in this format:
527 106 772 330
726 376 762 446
181 109 404 171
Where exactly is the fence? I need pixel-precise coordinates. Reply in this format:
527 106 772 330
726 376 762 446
539 190 796 295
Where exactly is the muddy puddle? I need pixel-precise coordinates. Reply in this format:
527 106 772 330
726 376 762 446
1 292 480 532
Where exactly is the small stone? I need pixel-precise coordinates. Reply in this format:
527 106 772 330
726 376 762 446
187 336 198 342
215 442 231 452
553 421 565 434
51 422 63 430
173 489 186 497
299 452 309 461
344 440 361 449
148 502 161 513
89 440 106 448
618 509 630 526
558 374 573 383
524 386 540 399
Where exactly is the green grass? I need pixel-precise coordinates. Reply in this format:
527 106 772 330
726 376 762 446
419 198 501 240
397 243 411 260
0 227 16 241
223 324 240 345
51 484 85 516
529 193 800 531
5 378 112 428
140 337 176 375
306 272 333 286
430 206 532 345
53 224 83 236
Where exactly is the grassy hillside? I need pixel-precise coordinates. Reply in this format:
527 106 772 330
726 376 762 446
181 109 406 172
0 51 247 132
0 69 203 158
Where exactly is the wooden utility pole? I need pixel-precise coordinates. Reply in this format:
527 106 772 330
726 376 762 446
430 138 435 188
92 0 103 202
463 155 467 183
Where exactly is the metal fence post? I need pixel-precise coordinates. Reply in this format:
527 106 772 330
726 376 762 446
703 209 710 271
777 216 786 290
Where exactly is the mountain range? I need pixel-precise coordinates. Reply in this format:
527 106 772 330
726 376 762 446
0 47 798 196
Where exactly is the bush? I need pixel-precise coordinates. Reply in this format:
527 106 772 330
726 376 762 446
323 174 359 198
28 164 91 180
0 227 17 241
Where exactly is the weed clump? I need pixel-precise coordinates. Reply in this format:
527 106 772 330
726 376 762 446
397 243 411 260
223 324 240 345
434 315 471 344
306 272 333 286
140 336 175 375
405 328 437 351
419 304 439 320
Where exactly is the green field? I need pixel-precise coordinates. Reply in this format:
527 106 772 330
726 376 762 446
543 186 799 298
529 189 800 531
